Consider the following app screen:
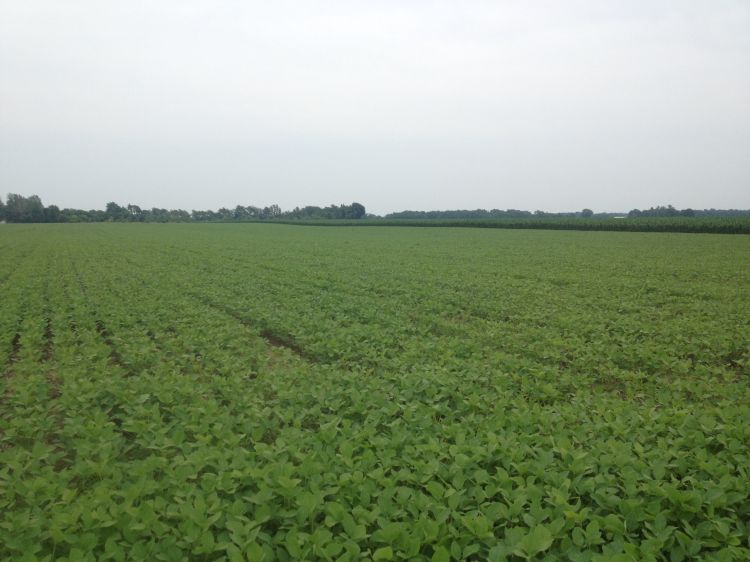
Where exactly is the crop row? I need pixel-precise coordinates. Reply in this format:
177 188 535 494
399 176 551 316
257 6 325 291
271 217 750 235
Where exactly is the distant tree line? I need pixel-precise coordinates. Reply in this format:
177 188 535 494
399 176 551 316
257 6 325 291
386 208 607 219
192 203 366 222
627 205 750 218
387 206 750 220
2 193 748 224
0 194 366 223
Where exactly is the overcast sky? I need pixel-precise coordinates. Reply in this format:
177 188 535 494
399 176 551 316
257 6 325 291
1 1 748 215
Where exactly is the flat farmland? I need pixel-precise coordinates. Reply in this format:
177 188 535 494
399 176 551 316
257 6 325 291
1 224 749 561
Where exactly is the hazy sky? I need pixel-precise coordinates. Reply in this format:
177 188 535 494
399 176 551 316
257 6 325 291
1 1 748 214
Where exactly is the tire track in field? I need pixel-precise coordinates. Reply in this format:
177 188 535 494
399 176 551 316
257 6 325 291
1 311 26 383
186 290 313 361
0 245 38 289
70 260 135 376
61 257 144 462
0 247 41 376
91 253 313 367
91 236 563 378
75 263 167 373
100 239 492 374
41 259 70 471
0 254 40 448
74 255 258 377
60 246 268 460
0 333 23 415
113 243 426 368
42 261 61 395
106 250 317 368
41 264 56 364
0 331 22 449
119 248 314 364
0 254 42 435
70 253 228 382
113 247 362 366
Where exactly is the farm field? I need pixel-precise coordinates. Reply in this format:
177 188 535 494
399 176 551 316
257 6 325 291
1 223 749 561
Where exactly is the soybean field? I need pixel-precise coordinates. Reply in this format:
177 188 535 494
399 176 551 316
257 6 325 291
1 223 749 562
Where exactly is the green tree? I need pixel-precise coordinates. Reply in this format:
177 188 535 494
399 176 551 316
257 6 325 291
216 207 233 220
581 208 593 218
262 204 282 219
350 202 366 219
105 202 129 221
127 204 144 221
234 205 249 220
5 193 45 222
44 205 62 222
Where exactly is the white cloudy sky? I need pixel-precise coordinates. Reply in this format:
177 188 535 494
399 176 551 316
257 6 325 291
1 1 748 214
